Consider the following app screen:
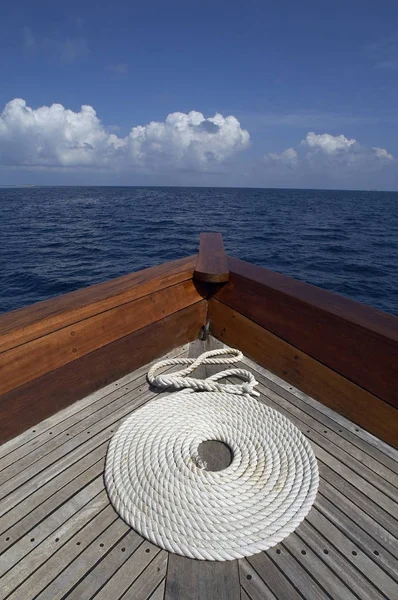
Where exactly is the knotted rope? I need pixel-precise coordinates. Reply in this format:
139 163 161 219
147 348 260 397
105 349 319 561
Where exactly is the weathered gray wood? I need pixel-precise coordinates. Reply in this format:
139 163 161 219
5 503 118 599
303 508 397 598
148 579 166 600
316 487 398 566
1 491 108 596
246 551 304 600
66 532 147 600
166 555 240 600
254 381 398 514
244 359 398 488
0 455 106 553
121 551 168 599
296 520 387 599
27 518 129 600
317 461 398 536
238 559 278 600
0 369 180 514
241 350 398 469
93 544 164 600
1 479 106 584
281 534 359 600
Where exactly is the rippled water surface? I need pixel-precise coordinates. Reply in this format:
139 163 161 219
1 187 397 315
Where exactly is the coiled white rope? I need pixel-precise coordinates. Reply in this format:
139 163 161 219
105 348 319 561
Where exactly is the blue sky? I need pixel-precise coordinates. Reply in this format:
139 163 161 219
1 0 398 188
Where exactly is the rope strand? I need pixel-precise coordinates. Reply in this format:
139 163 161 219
147 348 260 397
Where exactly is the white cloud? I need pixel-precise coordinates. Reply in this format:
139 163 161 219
373 146 393 160
265 131 395 184
267 148 297 164
128 111 250 169
303 131 356 154
0 99 249 172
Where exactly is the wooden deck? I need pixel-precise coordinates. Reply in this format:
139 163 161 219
0 338 397 600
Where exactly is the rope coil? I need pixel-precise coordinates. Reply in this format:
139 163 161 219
105 349 319 561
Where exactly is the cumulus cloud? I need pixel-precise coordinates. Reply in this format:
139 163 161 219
267 148 297 164
373 146 393 160
266 131 394 171
303 131 356 154
0 99 249 172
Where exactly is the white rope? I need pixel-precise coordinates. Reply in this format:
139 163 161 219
105 349 319 561
147 348 260 397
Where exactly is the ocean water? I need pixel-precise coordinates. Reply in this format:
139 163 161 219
1 187 397 316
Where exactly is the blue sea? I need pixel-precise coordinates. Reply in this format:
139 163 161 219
1 187 397 316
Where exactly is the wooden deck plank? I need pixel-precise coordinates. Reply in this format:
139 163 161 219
1 492 109 597
148 579 166 600
238 559 278 600
20 518 129 600
1 479 106 584
246 551 306 600
244 359 398 490
253 380 397 516
4 501 117 599
121 551 168 600
316 489 398 572
165 555 240 600
281 534 359 600
304 508 397 598
0 455 105 553
241 352 398 468
60 530 144 600
0 357 185 485
94 545 165 600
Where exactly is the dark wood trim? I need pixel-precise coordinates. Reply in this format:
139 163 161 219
0 301 207 444
0 280 202 397
0 255 197 353
209 298 398 447
213 257 398 408
193 233 229 284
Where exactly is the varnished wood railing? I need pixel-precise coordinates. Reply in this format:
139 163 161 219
0 256 206 443
206 253 398 447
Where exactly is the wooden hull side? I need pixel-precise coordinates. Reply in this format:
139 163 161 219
214 257 398 409
0 255 206 444
208 255 398 447
0 303 206 444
